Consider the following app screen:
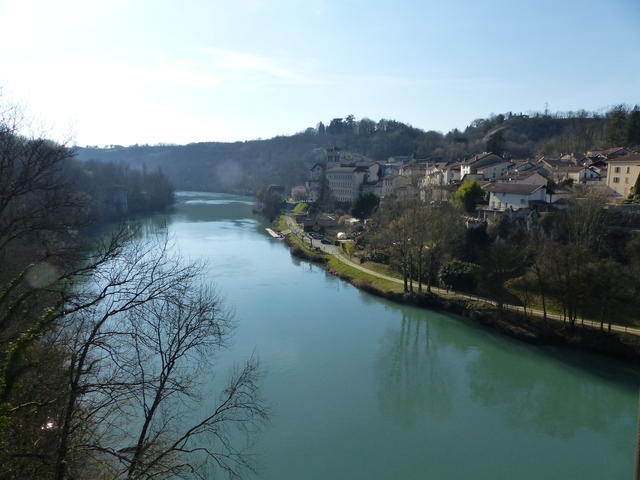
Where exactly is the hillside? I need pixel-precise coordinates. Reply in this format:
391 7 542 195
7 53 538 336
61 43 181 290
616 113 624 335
75 106 639 193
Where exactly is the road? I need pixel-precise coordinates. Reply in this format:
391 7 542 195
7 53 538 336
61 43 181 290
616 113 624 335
283 215 640 337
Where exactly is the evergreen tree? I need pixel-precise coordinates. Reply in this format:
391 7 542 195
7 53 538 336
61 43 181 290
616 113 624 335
626 107 640 146
606 105 628 146
453 180 485 213
351 192 379 219
486 129 505 155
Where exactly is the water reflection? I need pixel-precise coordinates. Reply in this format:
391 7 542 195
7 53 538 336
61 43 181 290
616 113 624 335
376 310 452 426
375 300 638 450
174 192 260 229
466 341 638 440
128 191 639 480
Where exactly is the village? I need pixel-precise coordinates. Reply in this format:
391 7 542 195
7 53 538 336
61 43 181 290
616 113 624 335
290 145 640 220
262 143 640 349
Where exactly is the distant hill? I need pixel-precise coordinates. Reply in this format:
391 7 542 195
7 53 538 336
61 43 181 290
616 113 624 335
75 106 639 193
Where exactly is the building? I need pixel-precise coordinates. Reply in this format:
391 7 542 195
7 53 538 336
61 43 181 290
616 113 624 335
326 147 341 166
325 166 368 203
306 163 325 201
559 152 586 165
291 185 309 201
500 170 548 185
460 153 511 181
606 154 640 197
422 162 461 186
485 183 547 211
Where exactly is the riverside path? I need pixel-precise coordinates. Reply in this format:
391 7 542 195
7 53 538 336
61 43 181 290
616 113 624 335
283 215 640 337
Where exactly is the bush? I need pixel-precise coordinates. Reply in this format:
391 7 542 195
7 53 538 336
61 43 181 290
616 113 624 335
438 260 479 292
453 180 485 213
365 250 390 264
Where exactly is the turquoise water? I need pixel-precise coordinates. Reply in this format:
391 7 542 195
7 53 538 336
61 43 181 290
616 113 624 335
148 192 639 479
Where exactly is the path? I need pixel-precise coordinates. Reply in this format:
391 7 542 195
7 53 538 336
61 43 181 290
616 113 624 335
284 215 640 337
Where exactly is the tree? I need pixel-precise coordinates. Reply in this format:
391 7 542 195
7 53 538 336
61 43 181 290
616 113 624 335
47 231 267 479
422 205 465 292
387 213 413 292
0 101 265 478
478 241 527 313
485 129 505 155
438 260 479 292
345 114 356 134
357 118 376 137
256 188 283 222
606 105 628 146
327 118 345 135
626 107 640 146
351 193 379 219
453 180 485 213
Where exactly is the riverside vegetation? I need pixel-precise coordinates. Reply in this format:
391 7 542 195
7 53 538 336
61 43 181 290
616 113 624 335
279 188 640 363
0 105 266 479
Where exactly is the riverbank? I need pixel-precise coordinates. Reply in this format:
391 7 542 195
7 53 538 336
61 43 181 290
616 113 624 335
279 217 640 364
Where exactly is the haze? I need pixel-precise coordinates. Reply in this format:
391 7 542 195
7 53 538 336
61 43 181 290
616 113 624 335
1 0 639 146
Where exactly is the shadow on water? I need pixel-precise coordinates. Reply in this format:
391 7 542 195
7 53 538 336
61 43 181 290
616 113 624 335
465 338 637 439
373 301 638 441
287 238 639 392
376 309 453 427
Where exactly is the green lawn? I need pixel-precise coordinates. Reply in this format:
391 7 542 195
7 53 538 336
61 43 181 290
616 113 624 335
292 202 309 214
327 257 404 293
274 215 289 231
287 231 329 260
356 260 403 280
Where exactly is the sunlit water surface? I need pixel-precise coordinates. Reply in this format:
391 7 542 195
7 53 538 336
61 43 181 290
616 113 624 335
138 192 638 480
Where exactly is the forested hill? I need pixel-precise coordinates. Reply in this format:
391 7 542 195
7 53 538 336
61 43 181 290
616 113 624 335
75 106 640 193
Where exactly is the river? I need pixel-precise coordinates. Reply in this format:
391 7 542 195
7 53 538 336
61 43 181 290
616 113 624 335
140 191 638 479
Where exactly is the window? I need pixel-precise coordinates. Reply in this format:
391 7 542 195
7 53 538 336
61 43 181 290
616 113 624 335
614 167 621 173
627 167 631 174
625 177 629 184
613 177 620 183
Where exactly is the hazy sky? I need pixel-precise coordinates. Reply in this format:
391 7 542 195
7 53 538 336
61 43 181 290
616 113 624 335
1 0 639 146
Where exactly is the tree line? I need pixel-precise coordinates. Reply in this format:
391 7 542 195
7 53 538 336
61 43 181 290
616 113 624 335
0 105 266 478
359 190 640 331
76 105 640 196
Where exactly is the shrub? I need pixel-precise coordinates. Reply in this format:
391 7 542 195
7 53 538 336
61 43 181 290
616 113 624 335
438 260 479 292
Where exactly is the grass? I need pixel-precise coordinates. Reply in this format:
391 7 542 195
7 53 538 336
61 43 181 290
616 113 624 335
356 260 403 280
508 289 640 328
327 257 404 293
292 202 309 214
286 231 330 260
341 242 355 257
274 215 289 231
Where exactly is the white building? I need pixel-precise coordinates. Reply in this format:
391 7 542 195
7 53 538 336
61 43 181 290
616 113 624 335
485 183 547 211
461 153 512 181
326 166 367 203
500 170 548 186
422 162 461 187
306 163 325 201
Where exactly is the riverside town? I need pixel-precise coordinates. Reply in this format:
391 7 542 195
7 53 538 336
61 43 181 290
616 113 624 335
1 1 639 479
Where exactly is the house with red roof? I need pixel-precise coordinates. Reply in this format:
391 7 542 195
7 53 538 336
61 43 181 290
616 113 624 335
485 183 547 212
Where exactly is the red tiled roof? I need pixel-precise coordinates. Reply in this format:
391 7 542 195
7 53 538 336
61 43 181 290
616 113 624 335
603 147 627 155
485 183 545 195
607 154 640 164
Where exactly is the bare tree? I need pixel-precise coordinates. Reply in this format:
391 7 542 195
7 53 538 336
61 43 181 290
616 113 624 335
47 231 267 480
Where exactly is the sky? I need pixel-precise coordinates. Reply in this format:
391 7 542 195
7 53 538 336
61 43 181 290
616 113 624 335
0 0 639 146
